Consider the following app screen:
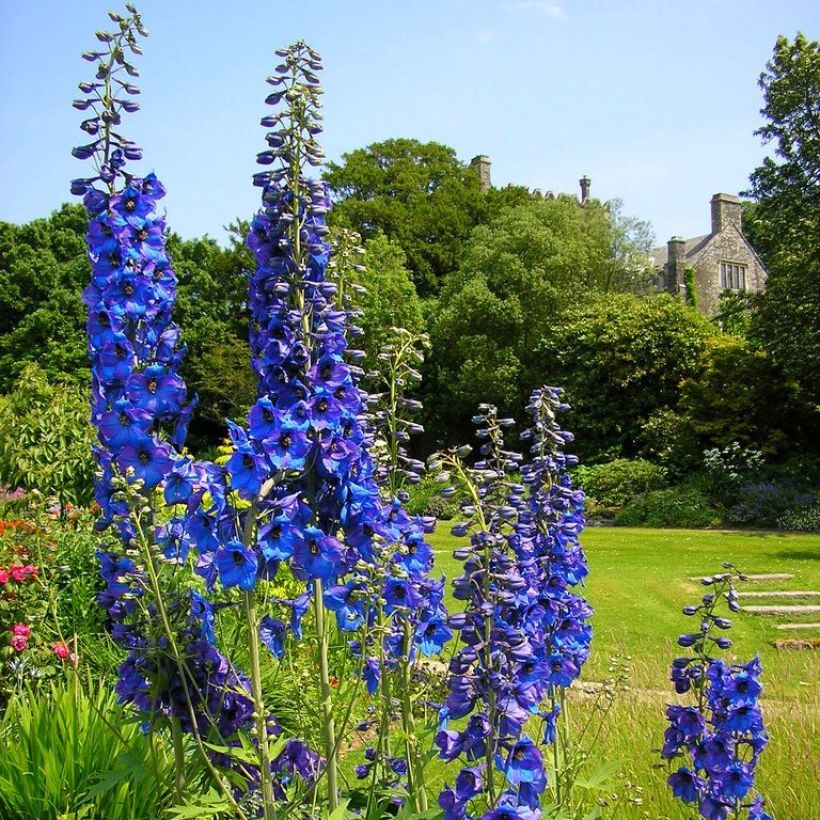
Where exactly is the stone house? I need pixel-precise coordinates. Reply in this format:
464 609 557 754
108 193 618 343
650 194 767 315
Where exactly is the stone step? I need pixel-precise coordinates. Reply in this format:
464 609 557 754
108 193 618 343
776 622 820 631
738 591 820 599
744 605 820 616
772 637 820 650
689 573 794 583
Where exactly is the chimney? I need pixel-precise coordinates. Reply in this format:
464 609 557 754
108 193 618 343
710 193 742 234
579 175 591 204
665 236 686 293
470 155 491 192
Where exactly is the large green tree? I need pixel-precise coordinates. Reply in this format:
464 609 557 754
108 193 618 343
425 196 645 444
746 34 820 402
534 294 714 461
324 138 530 295
747 33 820 264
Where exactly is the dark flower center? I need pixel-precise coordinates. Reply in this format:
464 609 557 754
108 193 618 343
137 228 148 241
280 433 291 450
125 197 137 211
147 378 158 393
232 551 245 566
243 454 255 469
737 681 748 692
309 539 320 555
514 748 525 761
263 408 274 422
138 449 150 465
119 411 131 426
317 398 328 413
123 283 134 296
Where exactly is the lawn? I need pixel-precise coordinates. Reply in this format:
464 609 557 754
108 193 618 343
428 526 820 818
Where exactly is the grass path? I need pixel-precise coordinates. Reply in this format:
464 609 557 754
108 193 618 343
427 526 820 817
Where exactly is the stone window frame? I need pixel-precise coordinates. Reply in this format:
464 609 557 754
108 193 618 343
720 260 747 290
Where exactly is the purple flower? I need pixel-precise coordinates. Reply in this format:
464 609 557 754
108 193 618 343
215 540 258 590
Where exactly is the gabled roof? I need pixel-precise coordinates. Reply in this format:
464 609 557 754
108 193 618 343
649 234 710 268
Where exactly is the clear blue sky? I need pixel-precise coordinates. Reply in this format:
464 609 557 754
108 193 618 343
1 1 818 246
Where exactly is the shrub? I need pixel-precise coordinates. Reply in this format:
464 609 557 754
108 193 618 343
724 481 814 529
404 473 462 520
0 365 94 505
778 502 820 533
573 458 666 508
616 486 721 528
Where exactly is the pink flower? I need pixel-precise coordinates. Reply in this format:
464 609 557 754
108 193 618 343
52 642 69 659
10 624 30 652
0 569 9 585
10 565 26 582
11 623 31 638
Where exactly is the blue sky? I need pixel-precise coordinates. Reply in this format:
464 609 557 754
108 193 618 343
1 1 818 246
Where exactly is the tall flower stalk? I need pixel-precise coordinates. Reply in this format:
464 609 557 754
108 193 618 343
661 566 771 820
434 388 591 820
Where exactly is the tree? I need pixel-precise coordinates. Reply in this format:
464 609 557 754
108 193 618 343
425 196 634 444
747 33 820 265
746 33 820 403
324 138 530 295
354 232 426 367
534 294 714 461
678 335 817 459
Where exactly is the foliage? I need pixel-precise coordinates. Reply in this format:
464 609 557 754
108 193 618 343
574 458 667 508
680 336 816 462
0 365 95 504
0 677 172 819
324 137 531 295
683 266 697 308
536 293 714 461
724 482 815 530
777 498 820 533
0 204 90 391
607 198 658 294
751 250 820 406
352 232 426 368
746 33 820 404
427 197 632 441
616 487 721 528
747 33 820 267
639 408 701 479
713 290 753 338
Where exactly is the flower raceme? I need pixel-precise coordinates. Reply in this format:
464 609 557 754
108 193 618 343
75 17 446 812
662 568 771 820
435 388 592 819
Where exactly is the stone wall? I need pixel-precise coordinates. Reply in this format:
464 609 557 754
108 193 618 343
691 228 767 315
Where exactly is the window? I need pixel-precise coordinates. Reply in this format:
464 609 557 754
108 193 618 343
720 261 746 290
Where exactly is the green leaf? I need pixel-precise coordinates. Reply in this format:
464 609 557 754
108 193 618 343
574 759 622 790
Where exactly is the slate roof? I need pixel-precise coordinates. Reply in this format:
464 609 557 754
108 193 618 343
650 234 711 268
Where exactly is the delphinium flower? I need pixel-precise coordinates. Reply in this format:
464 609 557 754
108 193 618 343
435 388 591 820
661 565 771 819
74 11 257 813
240 41 448 813
347 321 448 812
516 386 592 809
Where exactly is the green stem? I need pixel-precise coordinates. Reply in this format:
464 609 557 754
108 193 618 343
171 718 186 803
314 578 339 811
244 590 276 820
400 620 428 812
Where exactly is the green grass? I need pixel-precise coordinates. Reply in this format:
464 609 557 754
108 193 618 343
429 526 820 818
